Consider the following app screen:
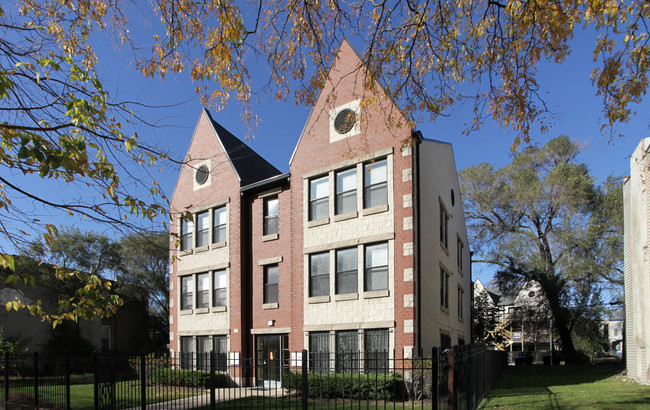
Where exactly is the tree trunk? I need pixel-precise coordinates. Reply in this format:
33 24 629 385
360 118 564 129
546 297 578 363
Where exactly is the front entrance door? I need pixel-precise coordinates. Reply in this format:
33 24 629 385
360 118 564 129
256 334 288 388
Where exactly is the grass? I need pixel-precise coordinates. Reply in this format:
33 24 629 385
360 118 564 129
1 381 204 410
479 362 650 409
191 396 433 409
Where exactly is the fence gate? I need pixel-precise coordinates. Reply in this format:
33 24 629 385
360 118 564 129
95 357 116 410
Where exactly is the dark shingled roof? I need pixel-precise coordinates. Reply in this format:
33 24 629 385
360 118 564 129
205 109 282 186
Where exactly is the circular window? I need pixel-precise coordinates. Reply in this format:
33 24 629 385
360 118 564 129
528 291 536 298
334 109 357 134
195 164 209 185
451 189 455 206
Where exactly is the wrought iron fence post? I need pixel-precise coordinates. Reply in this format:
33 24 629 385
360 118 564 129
432 347 438 409
140 351 146 410
65 351 71 410
93 351 99 410
33 351 38 409
4 352 9 408
301 349 308 410
210 351 216 410
447 348 454 410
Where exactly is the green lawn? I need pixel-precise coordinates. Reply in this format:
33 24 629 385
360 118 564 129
192 396 433 409
479 362 650 409
2 381 204 410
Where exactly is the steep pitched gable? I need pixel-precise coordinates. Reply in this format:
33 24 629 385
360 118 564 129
205 110 282 186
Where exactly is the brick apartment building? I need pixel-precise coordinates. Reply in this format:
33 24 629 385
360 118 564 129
168 40 471 386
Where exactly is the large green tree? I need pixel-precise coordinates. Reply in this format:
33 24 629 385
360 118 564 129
460 136 623 362
118 231 169 352
2 0 643 320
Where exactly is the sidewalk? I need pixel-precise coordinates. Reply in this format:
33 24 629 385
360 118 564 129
126 386 290 409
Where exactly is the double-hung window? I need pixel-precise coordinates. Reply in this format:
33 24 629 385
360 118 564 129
365 329 389 373
264 197 279 235
180 336 194 369
440 268 449 309
336 168 357 215
196 211 209 247
196 272 209 308
457 238 464 272
365 243 388 291
458 287 464 319
336 330 358 373
309 332 330 373
213 206 227 243
180 218 194 251
213 335 227 371
364 159 387 208
309 176 329 221
309 252 330 297
440 204 449 249
213 269 227 307
180 276 193 310
196 336 210 371
336 248 357 294
264 264 279 304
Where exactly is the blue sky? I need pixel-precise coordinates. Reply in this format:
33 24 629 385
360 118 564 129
2 14 648 285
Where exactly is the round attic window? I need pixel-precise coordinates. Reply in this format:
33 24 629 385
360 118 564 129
195 164 209 185
334 108 357 134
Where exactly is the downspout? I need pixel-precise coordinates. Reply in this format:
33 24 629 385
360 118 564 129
412 131 422 353
241 192 253 382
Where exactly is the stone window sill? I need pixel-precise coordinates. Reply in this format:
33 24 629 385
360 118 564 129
211 241 227 249
308 218 330 228
263 303 279 310
180 249 193 256
334 293 358 301
262 233 279 242
308 296 330 304
362 204 389 216
180 309 193 316
333 211 358 222
194 245 209 254
195 307 209 314
212 306 227 313
364 289 389 299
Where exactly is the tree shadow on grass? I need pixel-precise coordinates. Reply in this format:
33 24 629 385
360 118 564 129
493 362 624 390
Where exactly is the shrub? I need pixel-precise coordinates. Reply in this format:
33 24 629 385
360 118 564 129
405 357 434 400
284 371 404 401
147 368 231 388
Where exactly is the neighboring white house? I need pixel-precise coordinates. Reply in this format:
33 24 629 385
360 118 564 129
474 279 553 363
623 138 650 384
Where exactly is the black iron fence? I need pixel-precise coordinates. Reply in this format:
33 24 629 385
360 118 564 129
1 344 506 409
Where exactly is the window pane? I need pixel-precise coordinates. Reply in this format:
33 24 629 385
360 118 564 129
336 248 357 294
264 197 279 235
213 336 227 371
310 253 330 297
336 169 357 215
181 276 193 310
196 212 209 247
264 265 279 304
365 329 389 373
364 160 387 208
365 243 388 291
336 331 358 373
180 336 194 370
310 176 329 200
310 332 330 373
181 219 194 250
213 270 227 307
213 207 227 243
310 177 329 220
196 273 209 308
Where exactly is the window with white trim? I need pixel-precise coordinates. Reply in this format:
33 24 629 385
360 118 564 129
365 243 388 291
440 202 449 249
196 211 209 247
264 196 279 235
264 264 279 304
336 168 357 215
309 176 329 221
364 159 387 208
336 247 357 295
196 272 210 308
310 252 330 297
213 206 227 243
180 218 194 251
181 275 193 310
440 268 449 309
213 269 227 307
